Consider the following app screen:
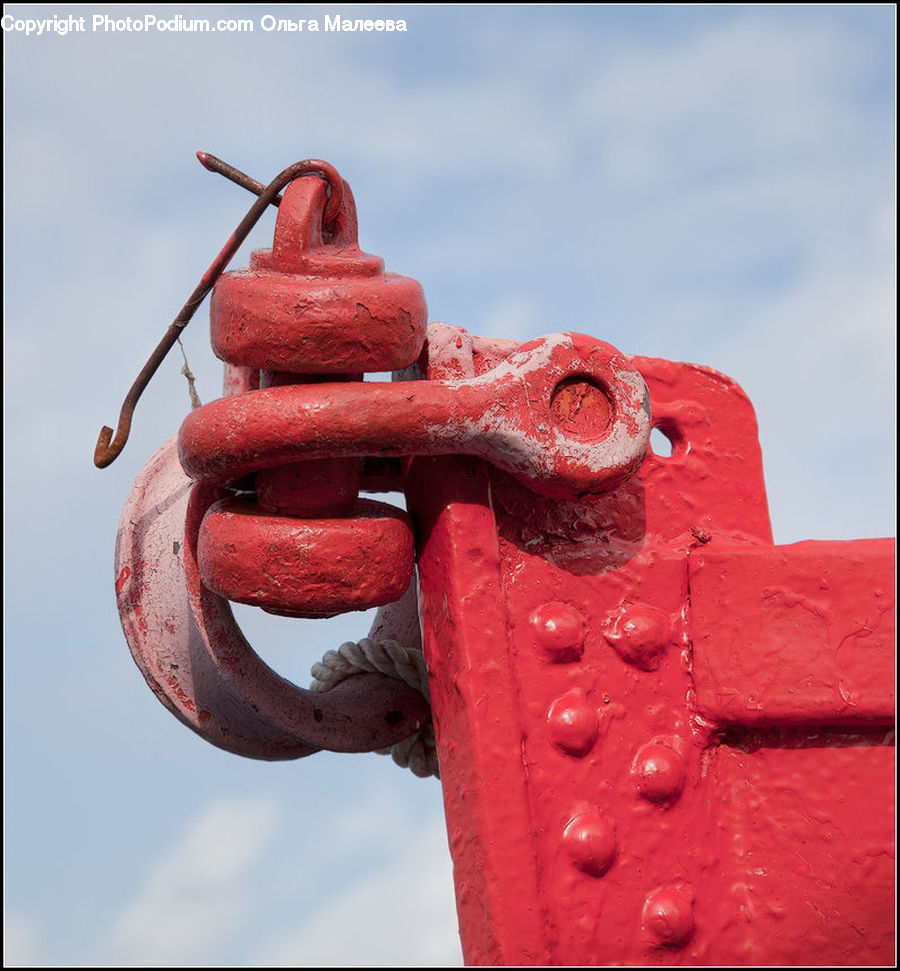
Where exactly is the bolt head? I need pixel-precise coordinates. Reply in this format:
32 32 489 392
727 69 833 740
642 885 694 947
563 812 617 877
604 604 672 670
530 602 585 662
632 742 685 803
547 690 599 757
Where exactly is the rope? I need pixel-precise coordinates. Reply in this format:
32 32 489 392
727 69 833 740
310 638 439 779
176 336 202 410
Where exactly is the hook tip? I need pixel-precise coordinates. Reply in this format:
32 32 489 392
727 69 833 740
94 426 116 468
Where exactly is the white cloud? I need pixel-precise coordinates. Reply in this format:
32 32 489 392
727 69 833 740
4 913 42 966
716 218 896 543
249 816 461 968
479 294 543 341
102 797 278 965
579 16 864 169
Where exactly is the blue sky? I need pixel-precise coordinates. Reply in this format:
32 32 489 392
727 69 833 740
4 4 895 966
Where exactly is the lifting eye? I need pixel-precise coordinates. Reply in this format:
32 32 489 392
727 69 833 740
649 422 686 458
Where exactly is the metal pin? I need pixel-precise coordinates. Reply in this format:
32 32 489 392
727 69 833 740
196 151 282 208
93 155 344 468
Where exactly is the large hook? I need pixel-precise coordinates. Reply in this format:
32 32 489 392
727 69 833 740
93 155 344 468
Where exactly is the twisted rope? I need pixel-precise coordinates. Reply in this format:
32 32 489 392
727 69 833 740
310 638 439 778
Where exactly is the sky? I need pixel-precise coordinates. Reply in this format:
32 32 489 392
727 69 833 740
3 4 895 967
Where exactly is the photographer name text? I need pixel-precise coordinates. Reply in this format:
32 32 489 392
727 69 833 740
1 12 408 36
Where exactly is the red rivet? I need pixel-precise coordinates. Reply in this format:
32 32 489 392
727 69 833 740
547 690 599 757
563 813 617 877
603 604 672 670
642 885 694 947
530 603 584 662
631 742 685 804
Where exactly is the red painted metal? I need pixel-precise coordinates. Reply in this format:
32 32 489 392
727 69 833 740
107 157 895 966
210 175 427 374
178 332 650 500
94 158 347 467
197 496 415 616
115 437 430 758
190 174 426 622
690 539 895 725
407 330 895 966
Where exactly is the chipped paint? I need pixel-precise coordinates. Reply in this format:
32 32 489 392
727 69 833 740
115 438 428 759
179 330 651 500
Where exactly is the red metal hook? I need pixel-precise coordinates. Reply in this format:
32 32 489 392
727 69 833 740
93 154 344 468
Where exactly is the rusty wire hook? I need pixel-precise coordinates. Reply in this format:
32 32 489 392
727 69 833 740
93 155 344 468
197 152 282 207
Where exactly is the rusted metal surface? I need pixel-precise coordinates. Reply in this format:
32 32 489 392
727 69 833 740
196 150 284 207
105 157 895 965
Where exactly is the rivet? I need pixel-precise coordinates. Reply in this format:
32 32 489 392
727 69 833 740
563 812 617 876
603 604 672 670
530 602 584 662
631 742 685 804
642 885 694 947
547 690 599 757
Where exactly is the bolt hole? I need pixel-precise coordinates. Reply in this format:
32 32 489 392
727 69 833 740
385 710 403 726
312 708 323 723
650 426 674 458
